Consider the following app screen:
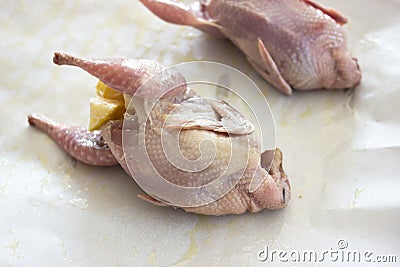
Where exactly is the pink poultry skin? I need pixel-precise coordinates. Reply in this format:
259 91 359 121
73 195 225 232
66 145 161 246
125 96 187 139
28 52 291 216
140 0 361 95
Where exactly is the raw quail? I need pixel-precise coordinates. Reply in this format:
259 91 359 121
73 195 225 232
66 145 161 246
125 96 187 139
140 0 361 95
28 52 291 215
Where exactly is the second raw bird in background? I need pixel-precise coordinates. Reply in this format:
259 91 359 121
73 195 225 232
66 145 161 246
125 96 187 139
140 0 361 95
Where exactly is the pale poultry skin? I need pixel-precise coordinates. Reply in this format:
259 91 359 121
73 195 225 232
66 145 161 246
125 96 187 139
139 0 361 95
28 52 291 216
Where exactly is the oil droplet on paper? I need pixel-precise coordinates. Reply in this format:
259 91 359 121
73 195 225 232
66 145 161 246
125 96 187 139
299 107 312 119
4 239 24 258
29 198 40 207
69 196 88 210
0 182 9 195
148 249 159 267
173 217 208 266
173 231 198 266
4 239 19 253
97 235 109 243
346 187 364 208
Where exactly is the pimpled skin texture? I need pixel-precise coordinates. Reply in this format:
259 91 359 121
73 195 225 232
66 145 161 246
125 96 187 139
139 0 361 95
28 113 118 166
28 52 291 215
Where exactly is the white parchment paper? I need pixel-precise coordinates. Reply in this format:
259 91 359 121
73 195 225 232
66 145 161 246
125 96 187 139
0 0 399 266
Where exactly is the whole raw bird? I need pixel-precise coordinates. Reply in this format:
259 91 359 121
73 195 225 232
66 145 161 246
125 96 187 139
28 52 291 215
140 0 361 95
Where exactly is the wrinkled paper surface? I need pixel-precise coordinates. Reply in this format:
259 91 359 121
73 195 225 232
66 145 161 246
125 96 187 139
0 0 399 266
